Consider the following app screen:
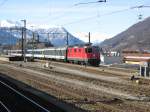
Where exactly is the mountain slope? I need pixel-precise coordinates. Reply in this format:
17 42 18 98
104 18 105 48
100 17 150 51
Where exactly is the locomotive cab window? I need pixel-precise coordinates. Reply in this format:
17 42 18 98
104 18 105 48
85 48 92 53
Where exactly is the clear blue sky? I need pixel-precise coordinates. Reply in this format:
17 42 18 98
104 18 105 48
0 0 150 42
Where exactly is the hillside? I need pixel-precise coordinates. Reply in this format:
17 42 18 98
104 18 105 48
100 17 150 51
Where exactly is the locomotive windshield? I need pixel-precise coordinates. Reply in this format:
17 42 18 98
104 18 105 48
85 47 100 53
85 48 92 53
93 47 100 52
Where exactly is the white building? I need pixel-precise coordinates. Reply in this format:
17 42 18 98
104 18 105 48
100 51 123 65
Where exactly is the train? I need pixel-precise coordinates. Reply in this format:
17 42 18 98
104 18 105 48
9 45 100 66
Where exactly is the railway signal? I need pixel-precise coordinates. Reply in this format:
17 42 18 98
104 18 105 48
89 32 91 44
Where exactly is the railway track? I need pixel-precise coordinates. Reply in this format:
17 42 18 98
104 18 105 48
0 57 138 76
0 74 78 112
1 60 150 112
0 101 11 112
8 62 150 98
0 78 51 112
36 60 138 76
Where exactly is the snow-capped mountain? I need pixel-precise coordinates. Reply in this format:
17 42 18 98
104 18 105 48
0 20 21 27
0 20 84 46
34 27 84 46
0 20 31 45
0 30 18 45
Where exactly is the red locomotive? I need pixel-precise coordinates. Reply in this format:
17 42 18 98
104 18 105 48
67 45 100 66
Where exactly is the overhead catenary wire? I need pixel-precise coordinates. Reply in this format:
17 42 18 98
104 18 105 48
130 5 150 20
37 0 106 23
74 0 106 6
61 7 131 26
60 5 150 26
130 5 150 9
43 0 98 22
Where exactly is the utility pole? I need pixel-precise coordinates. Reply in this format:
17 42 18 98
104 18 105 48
66 32 69 46
37 33 40 43
21 19 26 62
10 29 12 51
32 31 35 60
30 25 35 60
88 32 91 44
21 28 24 58
47 33 51 45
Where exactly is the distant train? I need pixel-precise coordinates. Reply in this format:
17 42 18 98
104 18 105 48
9 45 100 66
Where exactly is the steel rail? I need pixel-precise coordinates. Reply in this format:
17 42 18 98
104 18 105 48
0 80 50 112
0 101 11 112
